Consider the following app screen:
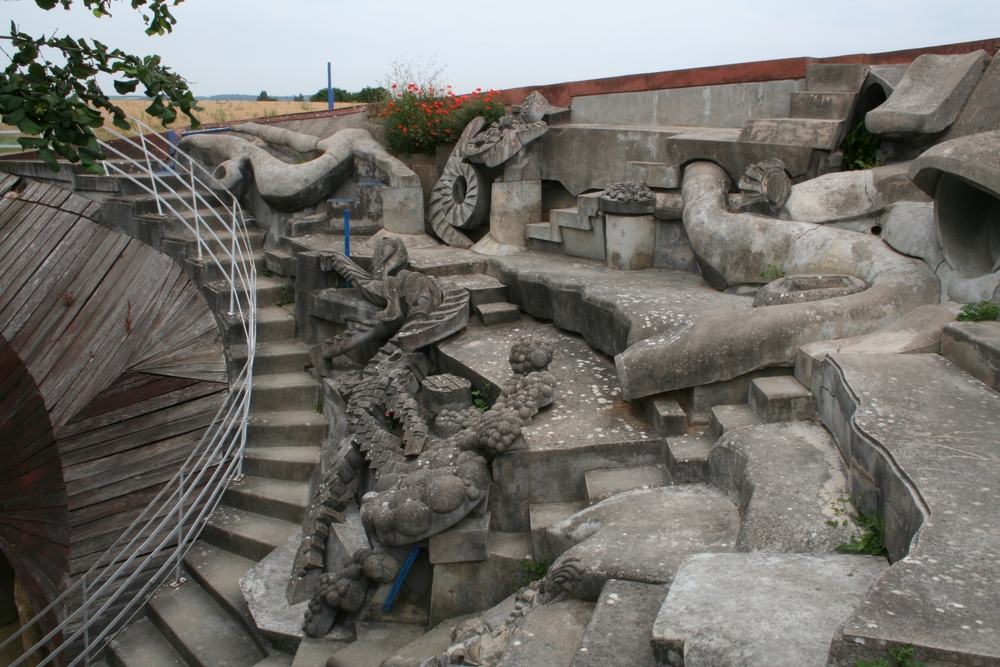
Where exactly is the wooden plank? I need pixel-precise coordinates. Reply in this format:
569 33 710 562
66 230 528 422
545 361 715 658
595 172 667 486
0 203 68 293
58 390 225 467
0 207 78 310
63 373 200 427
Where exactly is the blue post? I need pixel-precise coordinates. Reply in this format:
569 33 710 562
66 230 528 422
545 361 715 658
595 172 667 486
344 209 351 287
327 62 333 111
382 542 424 612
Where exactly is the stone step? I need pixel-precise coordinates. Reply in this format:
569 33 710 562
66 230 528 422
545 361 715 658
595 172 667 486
250 373 320 412
428 510 491 564
646 395 687 437
788 91 857 120
550 206 594 231
183 541 262 640
437 273 508 308
708 404 762 439
106 616 188 667
202 505 299 562
242 446 320 481
148 578 267 667
651 553 887 667
747 375 815 423
223 306 297 344
205 275 292 312
223 475 311 524
570 579 667 667
245 411 328 448
584 465 672 504
525 221 562 243
475 301 520 326
228 339 312 377
164 227 265 258
264 248 297 277
493 596 595 667
665 433 714 484
941 320 1000 391
255 655 294 667
326 622 425 667
291 637 349 667
379 615 468 667
529 500 588 561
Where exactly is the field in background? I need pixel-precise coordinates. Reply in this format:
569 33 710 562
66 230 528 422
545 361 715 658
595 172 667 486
0 100 365 152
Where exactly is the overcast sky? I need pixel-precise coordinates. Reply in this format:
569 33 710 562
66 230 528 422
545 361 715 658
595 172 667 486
3 0 999 97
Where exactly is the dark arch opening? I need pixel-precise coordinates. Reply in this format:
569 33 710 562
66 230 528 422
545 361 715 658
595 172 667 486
0 551 15 627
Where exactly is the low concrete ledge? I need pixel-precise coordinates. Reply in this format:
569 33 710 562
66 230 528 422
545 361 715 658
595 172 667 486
817 352 1000 665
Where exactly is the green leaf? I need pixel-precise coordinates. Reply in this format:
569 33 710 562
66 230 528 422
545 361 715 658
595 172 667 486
113 79 139 95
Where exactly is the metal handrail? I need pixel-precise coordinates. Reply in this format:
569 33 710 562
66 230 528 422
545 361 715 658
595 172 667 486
0 117 258 666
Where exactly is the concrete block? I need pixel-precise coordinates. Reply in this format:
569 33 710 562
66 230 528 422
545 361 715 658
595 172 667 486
739 118 845 150
380 186 425 235
292 636 350 667
428 511 491 564
867 51 987 138
651 553 887 667
561 214 605 262
529 501 587 561
380 616 466 667
805 63 867 93
788 91 857 120
241 530 309 652
361 549 432 626
747 375 815 422
570 579 667 667
326 622 425 667
665 433 714 484
708 404 763 440
683 368 791 425
605 213 654 270
476 301 520 326
421 373 472 413
942 321 1000 391
490 180 542 248
625 161 681 189
647 395 687 436
584 465 672 504
429 532 533 622
653 219 699 273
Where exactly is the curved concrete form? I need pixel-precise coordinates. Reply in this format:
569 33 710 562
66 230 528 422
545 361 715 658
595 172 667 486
615 161 939 401
180 125 420 212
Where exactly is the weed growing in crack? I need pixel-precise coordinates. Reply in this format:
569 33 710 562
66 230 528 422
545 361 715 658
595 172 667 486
759 263 786 281
829 496 889 559
857 643 924 667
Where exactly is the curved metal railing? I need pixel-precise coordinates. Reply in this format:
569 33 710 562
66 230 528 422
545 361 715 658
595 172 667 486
0 118 257 666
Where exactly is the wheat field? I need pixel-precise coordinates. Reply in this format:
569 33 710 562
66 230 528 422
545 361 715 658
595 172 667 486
0 100 364 151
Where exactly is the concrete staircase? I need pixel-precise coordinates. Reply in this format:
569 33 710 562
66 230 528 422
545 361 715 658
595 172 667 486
97 185 321 667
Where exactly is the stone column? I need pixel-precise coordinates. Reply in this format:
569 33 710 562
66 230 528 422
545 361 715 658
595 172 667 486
489 180 542 248
605 213 656 270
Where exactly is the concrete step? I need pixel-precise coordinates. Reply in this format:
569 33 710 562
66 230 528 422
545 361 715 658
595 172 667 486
747 375 815 423
223 475 310 523
242 446 320 482
250 373 319 412
941 320 1000 392
528 501 587 561
570 579 667 667
651 553 887 667
788 91 857 120
665 433 714 484
107 616 188 667
202 505 299 562
164 227 265 258
646 395 687 437
245 410 328 448
228 339 312 377
205 275 292 312
494 596 595 667
326 622 425 667
186 251 266 288
264 248 297 277
526 221 562 243
551 206 594 231
226 306 297 344
148 578 266 667
475 301 520 326
708 404 763 440
183 541 262 640
437 273 507 308
584 465 672 504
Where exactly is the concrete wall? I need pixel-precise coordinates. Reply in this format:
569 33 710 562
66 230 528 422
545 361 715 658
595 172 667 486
569 79 806 128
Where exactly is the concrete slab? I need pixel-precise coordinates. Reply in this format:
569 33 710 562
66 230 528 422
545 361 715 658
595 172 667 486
476 301 520 325
941 320 1000 391
818 352 1000 665
292 637 350 667
748 375 815 422
867 51 987 138
651 553 887 667
241 530 309 652
380 616 467 667
584 465 672 504
570 579 667 667
496 597 595 667
545 485 739 601
710 421 855 553
326 622 425 667
708 404 763 439
437 273 507 307
806 63 868 93
665 433 713 484
428 511 491 564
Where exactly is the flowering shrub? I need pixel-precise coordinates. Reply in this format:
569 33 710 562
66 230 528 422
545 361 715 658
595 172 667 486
372 84 507 155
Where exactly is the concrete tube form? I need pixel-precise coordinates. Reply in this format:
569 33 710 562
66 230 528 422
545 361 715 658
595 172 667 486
615 161 940 402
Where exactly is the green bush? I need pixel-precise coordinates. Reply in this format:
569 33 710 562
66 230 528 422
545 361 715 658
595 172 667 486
841 121 882 171
372 84 507 155
308 86 389 104
957 300 999 322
